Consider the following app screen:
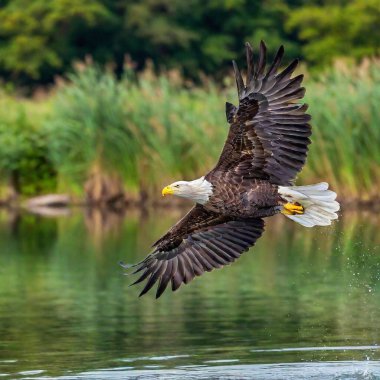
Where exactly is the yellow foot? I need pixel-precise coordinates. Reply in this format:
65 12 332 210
282 202 304 215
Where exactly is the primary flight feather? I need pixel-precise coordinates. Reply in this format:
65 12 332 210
122 41 340 298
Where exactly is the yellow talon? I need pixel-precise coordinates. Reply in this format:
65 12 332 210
282 202 304 215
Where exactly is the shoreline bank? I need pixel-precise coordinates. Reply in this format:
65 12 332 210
1 193 380 217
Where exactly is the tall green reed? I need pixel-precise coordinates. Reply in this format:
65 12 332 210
45 63 229 200
1 59 379 202
45 64 138 195
302 59 380 199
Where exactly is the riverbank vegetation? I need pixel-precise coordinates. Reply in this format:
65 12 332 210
0 58 379 205
0 0 379 206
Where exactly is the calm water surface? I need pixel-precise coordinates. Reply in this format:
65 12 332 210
0 208 379 379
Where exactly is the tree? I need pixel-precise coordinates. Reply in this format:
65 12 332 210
119 0 301 77
0 0 114 83
0 0 379 86
286 0 380 66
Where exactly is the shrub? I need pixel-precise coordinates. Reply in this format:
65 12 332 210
0 94 55 198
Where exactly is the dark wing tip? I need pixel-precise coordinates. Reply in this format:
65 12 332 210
129 267 150 287
265 45 285 79
155 282 169 299
232 59 238 73
276 58 299 82
138 275 158 297
155 288 165 299
256 41 267 78
291 58 300 68
155 262 172 299
245 42 254 85
232 60 245 98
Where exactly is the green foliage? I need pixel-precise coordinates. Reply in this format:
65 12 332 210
46 59 380 199
5 0 379 86
45 64 138 191
0 95 56 195
301 59 380 198
287 0 380 66
0 59 379 200
45 63 226 192
0 0 113 81
123 70 226 183
0 0 306 85
121 0 300 75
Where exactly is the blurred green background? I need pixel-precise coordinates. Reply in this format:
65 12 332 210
0 0 379 204
1 3 380 378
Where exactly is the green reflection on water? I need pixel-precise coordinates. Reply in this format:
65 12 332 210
0 208 379 378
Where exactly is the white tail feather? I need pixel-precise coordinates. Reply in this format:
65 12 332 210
278 182 340 227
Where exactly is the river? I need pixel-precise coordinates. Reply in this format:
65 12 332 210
0 208 379 379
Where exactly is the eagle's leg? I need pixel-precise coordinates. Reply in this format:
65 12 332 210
282 202 304 215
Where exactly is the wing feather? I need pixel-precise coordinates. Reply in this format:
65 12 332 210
124 205 264 298
256 41 267 79
209 41 311 185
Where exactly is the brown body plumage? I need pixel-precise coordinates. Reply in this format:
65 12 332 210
122 41 339 298
205 176 279 217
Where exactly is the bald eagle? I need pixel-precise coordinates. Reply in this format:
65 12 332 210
123 41 340 298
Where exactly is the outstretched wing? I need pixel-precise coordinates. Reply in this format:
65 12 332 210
124 205 264 298
209 41 311 185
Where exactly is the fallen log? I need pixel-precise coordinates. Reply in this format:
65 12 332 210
26 194 71 208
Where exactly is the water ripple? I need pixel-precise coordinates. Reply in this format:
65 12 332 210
251 346 380 353
27 360 380 380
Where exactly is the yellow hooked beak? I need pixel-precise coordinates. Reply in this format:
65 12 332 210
162 185 174 196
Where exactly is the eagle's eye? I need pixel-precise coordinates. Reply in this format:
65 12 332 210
174 185 180 188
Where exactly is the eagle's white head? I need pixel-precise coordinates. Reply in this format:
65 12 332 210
161 176 213 204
